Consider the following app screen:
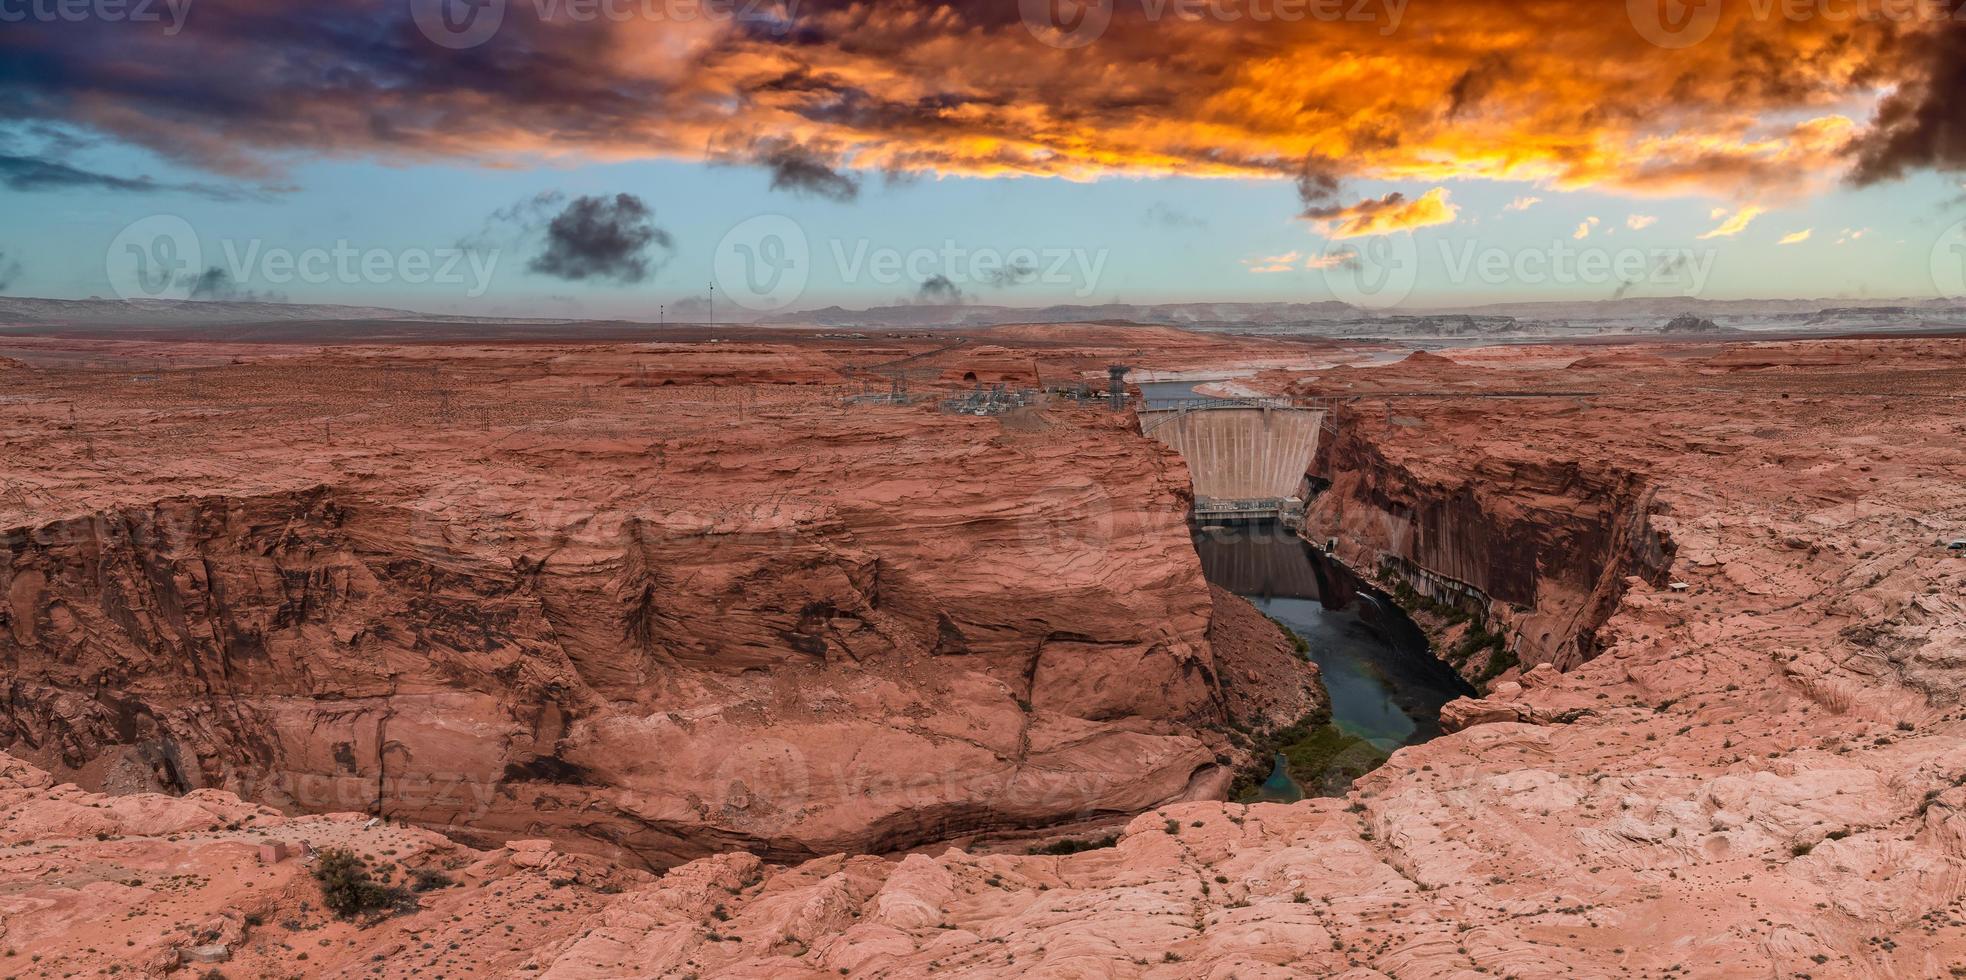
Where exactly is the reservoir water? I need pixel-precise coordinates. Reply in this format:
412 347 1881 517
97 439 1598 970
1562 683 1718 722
1193 524 1475 801
1139 379 1211 408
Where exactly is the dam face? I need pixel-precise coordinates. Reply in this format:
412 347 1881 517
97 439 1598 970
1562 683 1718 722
1138 403 1325 512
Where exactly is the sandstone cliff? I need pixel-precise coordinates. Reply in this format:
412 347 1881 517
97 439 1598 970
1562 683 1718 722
0 343 1314 869
1299 371 1675 683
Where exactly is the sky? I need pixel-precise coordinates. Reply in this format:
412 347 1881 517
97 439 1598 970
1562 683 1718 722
3 0 1966 319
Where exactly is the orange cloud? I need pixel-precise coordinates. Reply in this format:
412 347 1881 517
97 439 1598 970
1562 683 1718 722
1308 188 1458 239
1700 206 1767 239
1244 251 1303 273
2 0 1958 204
1778 229 1813 245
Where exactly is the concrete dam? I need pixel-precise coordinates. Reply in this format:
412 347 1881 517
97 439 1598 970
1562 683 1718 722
1138 397 1327 523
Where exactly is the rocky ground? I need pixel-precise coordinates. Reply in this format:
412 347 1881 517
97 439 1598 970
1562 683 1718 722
2 330 1964 977
0 327 1326 874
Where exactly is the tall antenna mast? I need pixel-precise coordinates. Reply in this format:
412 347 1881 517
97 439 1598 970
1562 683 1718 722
708 282 715 327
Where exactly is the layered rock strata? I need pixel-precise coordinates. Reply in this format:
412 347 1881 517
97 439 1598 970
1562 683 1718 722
0 342 1315 869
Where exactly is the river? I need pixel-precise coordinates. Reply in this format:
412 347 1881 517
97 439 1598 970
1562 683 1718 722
1193 523 1475 801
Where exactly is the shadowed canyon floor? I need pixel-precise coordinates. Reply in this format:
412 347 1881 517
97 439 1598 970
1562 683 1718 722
2 330 1965 977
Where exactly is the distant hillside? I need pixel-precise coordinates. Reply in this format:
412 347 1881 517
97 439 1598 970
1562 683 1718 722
0 296 446 325
765 301 1360 329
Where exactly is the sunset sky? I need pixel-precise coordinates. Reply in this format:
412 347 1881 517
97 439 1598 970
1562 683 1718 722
3 0 1964 317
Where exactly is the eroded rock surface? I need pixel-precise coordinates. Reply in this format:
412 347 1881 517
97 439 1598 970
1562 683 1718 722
543 336 1963 978
0 336 1317 869
5 333 1966 979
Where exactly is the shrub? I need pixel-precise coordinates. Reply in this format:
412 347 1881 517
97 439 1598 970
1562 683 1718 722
410 868 455 893
313 848 413 919
1028 834 1119 856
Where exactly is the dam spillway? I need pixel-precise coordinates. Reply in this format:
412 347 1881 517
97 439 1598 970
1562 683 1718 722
1138 398 1326 521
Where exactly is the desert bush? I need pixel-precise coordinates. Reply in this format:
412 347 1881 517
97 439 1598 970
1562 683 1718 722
313 848 413 918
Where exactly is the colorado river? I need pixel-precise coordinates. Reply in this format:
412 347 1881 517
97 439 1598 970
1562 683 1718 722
1193 524 1475 800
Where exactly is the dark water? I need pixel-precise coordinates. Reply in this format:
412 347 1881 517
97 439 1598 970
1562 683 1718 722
1194 524 1474 800
1139 380 1204 408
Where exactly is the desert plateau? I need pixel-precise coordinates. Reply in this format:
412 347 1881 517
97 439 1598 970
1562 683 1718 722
0 323 1959 978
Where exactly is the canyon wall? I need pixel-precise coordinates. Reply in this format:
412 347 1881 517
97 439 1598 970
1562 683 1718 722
12 336 1966 980
1302 401 1675 682
0 347 1316 869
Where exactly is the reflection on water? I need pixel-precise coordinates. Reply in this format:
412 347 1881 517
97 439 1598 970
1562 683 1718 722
1194 524 1474 800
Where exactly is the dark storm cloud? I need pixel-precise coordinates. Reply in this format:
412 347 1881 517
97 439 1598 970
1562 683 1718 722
458 190 567 253
1851 20 1966 184
754 139 860 202
1613 252 1693 300
984 258 1038 288
179 266 286 302
527 193 674 284
1144 202 1207 230
0 153 263 200
915 274 963 304
1295 156 1343 214
1445 54 1510 120
0 0 1959 202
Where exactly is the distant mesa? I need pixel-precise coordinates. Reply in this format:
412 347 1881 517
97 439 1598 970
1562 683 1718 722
1401 349 1458 366
1660 313 1722 334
